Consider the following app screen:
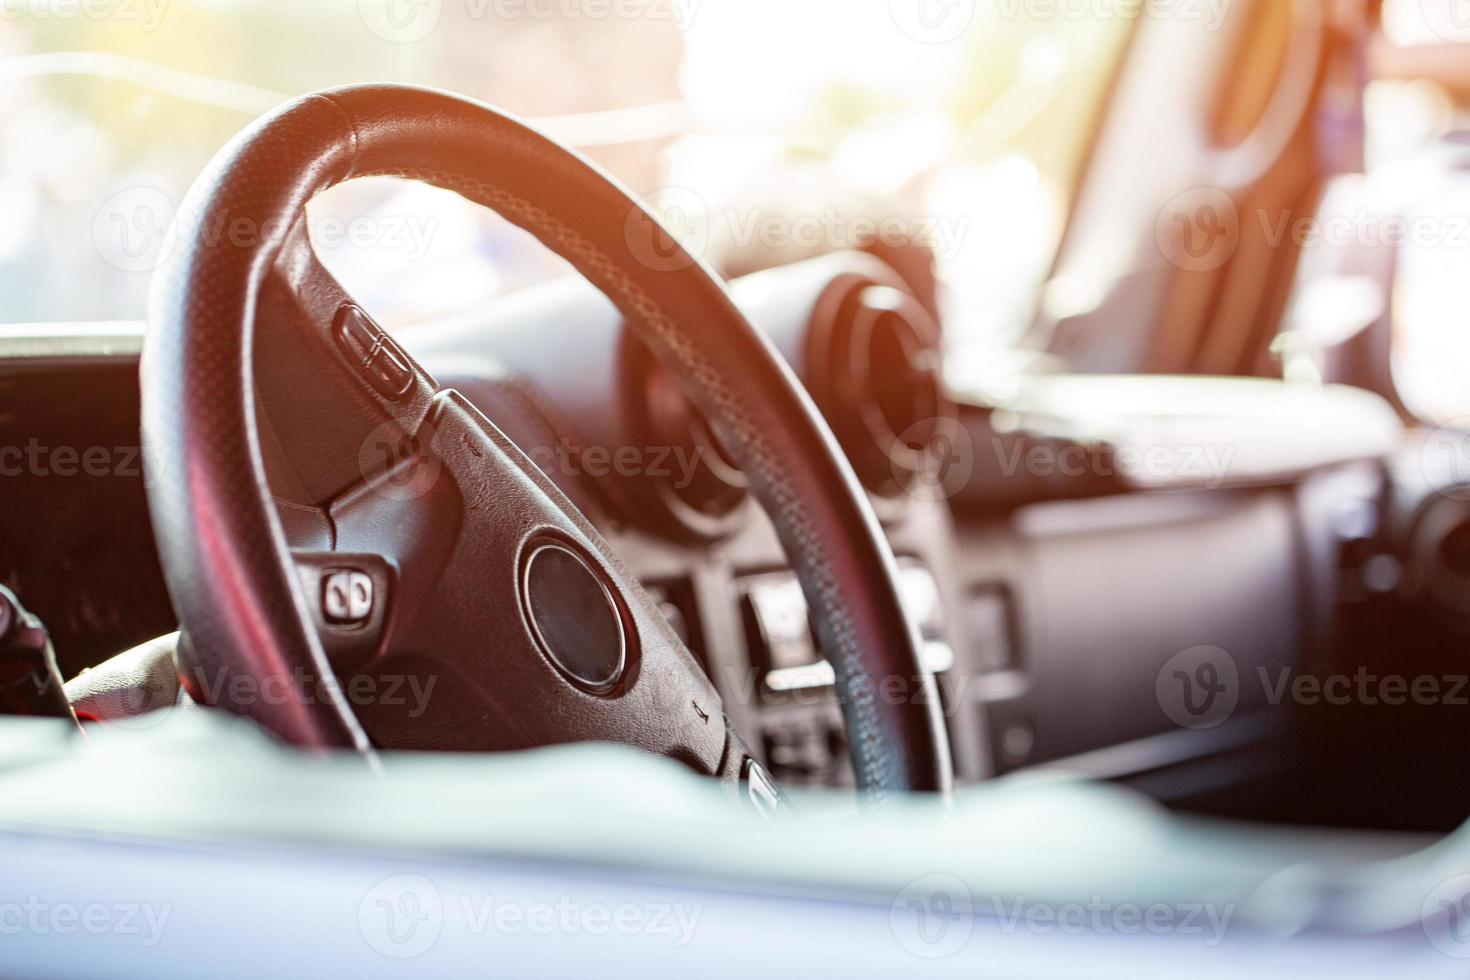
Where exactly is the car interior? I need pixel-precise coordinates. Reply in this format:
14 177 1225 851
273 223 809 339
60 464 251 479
5 0 1470 975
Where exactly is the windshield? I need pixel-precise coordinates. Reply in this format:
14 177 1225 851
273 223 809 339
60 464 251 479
0 0 1129 355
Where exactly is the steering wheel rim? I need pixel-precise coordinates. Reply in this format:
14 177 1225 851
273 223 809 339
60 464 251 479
141 84 951 801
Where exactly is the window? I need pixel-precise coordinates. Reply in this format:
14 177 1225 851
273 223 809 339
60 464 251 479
1366 0 1470 422
0 0 1129 344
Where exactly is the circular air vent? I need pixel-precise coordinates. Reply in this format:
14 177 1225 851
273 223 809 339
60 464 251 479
807 282 953 500
1412 497 1470 626
632 347 750 541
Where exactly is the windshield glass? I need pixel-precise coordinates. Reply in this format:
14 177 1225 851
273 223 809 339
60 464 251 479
0 0 1129 355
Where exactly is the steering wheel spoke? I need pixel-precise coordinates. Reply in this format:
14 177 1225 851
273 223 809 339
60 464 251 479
323 389 736 770
250 228 739 774
253 221 439 507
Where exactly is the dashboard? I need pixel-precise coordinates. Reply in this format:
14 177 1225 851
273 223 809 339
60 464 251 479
1 248 1451 817
390 249 1405 798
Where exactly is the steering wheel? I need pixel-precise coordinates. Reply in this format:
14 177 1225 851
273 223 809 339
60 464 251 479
140 84 951 804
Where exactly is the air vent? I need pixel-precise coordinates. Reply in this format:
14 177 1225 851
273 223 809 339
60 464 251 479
807 282 953 499
633 347 750 541
1412 497 1470 626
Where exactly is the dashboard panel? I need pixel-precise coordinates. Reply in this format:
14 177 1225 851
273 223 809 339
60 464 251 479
397 252 1398 798
0 251 1418 808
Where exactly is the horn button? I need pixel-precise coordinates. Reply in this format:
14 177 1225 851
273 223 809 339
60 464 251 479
520 539 629 695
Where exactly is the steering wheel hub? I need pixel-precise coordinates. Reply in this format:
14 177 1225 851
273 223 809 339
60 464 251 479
520 539 629 696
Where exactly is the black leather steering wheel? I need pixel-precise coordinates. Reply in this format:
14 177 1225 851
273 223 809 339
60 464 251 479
140 84 951 803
